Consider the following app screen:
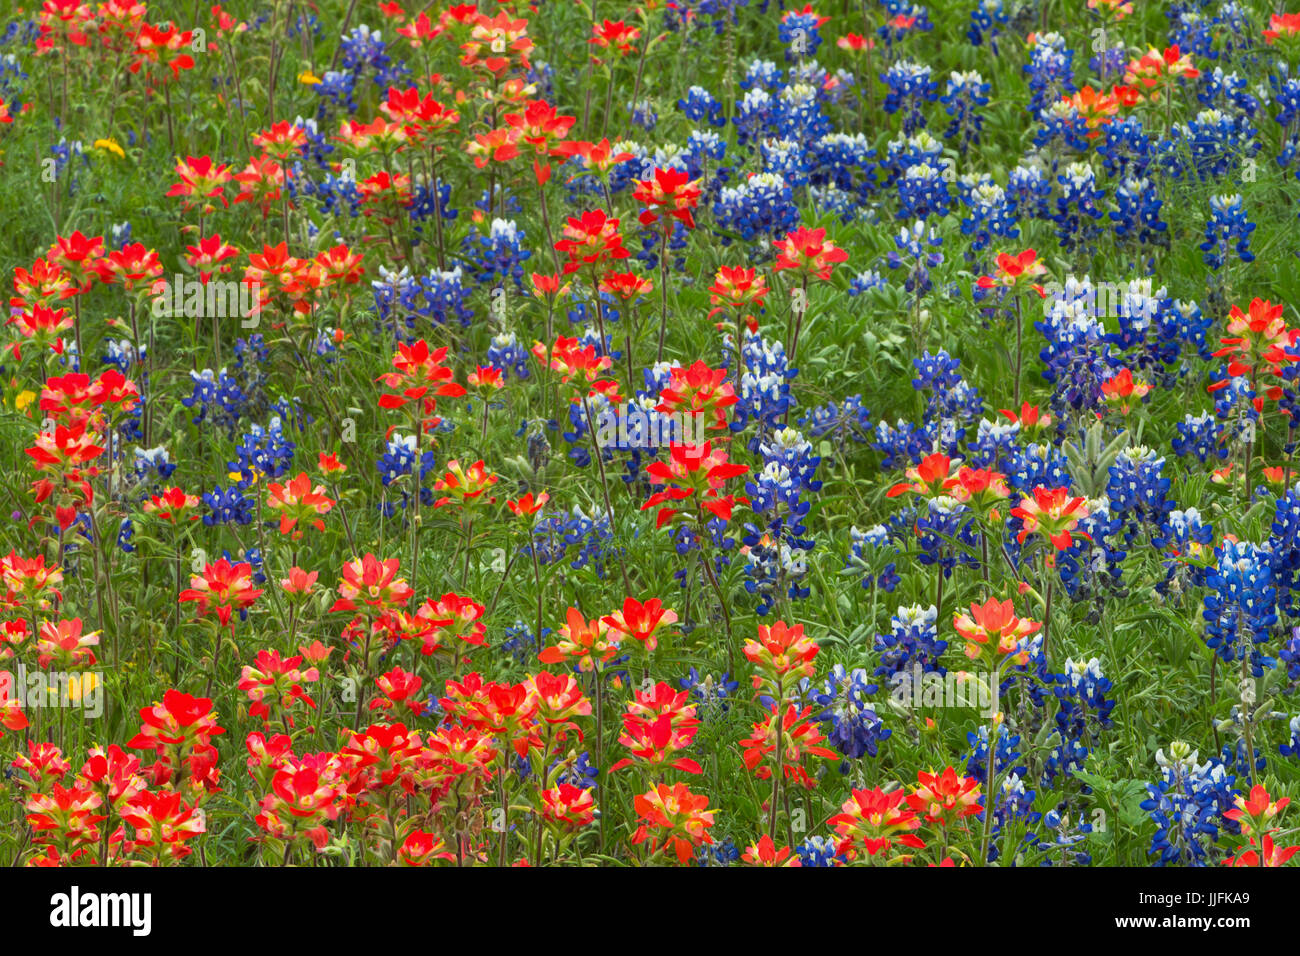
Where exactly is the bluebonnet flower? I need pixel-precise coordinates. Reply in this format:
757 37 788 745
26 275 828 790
1216 713 1271 778
475 187 522 220
881 130 943 188
778 6 826 59
1280 714 1300 758
735 86 777 146
986 773 1039 859
1053 657 1116 747
1200 192 1255 269
1041 732 1091 788
1110 176 1169 251
409 177 458 236
872 419 939 470
1140 744 1237 866
741 428 820 614
232 335 270 411
679 668 740 716
117 518 135 554
371 266 416 331
486 331 531 381
48 138 87 192
1054 497 1126 604
795 835 846 866
802 394 872 448
1036 285 1118 413
896 162 951 219
500 621 543 664
915 497 980 578
526 58 556 100
962 724 1028 786
302 165 363 217
1272 73 1300 130
1165 298 1214 360
1106 446 1174 536
695 838 739 867
959 177 1019 253
419 266 477 329
847 524 901 593
685 129 727 171
1216 2 1253 57
812 665 889 769
461 219 531 290
1167 6 1219 59
1023 32 1076 112
966 0 1009 49
876 604 946 685
882 60 938 134
805 177 852 214
202 486 256 527
1109 280 1177 368
741 532 809 614
227 418 296 487
601 140 646 195
741 57 782 91
913 350 964 402
876 0 933 47
1090 43 1129 85
713 172 801 245
630 99 657 131
528 507 616 576
1098 116 1154 179
1198 67 1260 115
375 432 437 507
678 85 725 126
1162 109 1258 181
809 132 875 199
1270 484 1300 619
182 368 246 433
760 137 809 187
103 334 144 374
108 222 132 249
728 332 796 451
941 70 990 149
337 24 408 89
1153 507 1215 593
552 751 599 791
314 69 361 113
1024 805 1095 865
772 82 832 144
847 270 888 297
1203 539 1278 676
0 51 27 101
226 547 267 586
1007 162 1053 219
1053 162 1106 253
968 416 1021 470
886 218 944 295
131 446 177 484
1210 372 1255 426
1005 441 1073 494
1035 100 1092 152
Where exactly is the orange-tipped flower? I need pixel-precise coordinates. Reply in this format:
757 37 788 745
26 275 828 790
1011 486 1091 551
952 597 1041 665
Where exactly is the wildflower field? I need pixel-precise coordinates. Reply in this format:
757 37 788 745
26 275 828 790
2 0 1300 880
